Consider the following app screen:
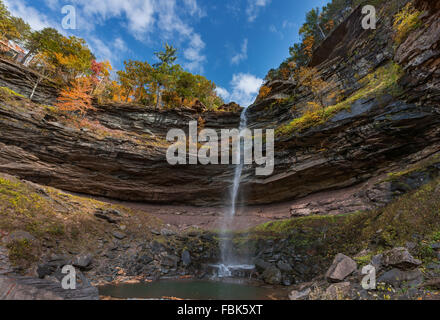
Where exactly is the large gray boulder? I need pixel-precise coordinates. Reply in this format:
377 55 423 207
325 254 357 282
382 247 422 271
0 275 99 300
378 269 423 288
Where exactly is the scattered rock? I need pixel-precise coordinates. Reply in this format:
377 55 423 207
72 254 93 270
325 254 357 282
151 229 161 236
94 211 119 224
289 288 311 300
112 232 126 240
382 247 422 271
431 243 440 251
325 282 351 300
2 231 36 245
161 229 176 237
370 254 383 271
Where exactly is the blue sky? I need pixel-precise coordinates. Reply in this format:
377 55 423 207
5 0 329 106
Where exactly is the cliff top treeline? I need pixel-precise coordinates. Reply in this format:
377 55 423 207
0 0 229 113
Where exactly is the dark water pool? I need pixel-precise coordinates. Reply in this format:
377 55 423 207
99 279 281 300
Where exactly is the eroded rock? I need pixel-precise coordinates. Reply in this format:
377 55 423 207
325 254 357 282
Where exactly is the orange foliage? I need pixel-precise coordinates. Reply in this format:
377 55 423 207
325 20 335 32
303 35 315 58
56 77 94 117
258 85 272 99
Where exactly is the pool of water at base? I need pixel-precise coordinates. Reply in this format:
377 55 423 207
99 279 282 300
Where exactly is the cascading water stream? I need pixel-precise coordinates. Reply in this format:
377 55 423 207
215 107 254 277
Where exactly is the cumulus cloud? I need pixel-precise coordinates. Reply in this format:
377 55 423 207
4 0 57 31
215 87 230 101
246 0 271 22
231 38 248 65
70 0 207 72
7 0 207 74
229 73 263 107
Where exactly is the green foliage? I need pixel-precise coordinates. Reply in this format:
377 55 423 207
116 43 224 110
276 62 404 136
393 2 422 45
0 86 24 98
251 176 440 263
7 239 38 268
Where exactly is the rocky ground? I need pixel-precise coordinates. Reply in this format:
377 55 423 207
0 0 439 300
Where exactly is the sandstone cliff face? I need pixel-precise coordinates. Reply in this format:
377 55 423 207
0 98 241 206
0 1 439 211
0 59 59 105
240 1 440 209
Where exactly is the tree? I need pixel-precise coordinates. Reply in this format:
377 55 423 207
117 60 153 103
152 43 178 109
0 1 19 41
56 77 94 117
10 17 31 43
21 28 63 64
297 66 338 112
28 53 55 101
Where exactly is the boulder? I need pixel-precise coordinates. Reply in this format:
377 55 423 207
289 288 311 300
277 261 293 272
181 250 191 267
325 282 351 300
262 266 282 285
72 254 93 270
112 231 126 240
382 247 422 271
161 229 176 237
325 254 357 282
378 268 423 288
161 255 179 268
254 259 272 273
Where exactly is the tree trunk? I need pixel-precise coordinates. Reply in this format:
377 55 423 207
30 76 42 101
156 85 161 110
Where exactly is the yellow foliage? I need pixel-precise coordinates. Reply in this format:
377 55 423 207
393 3 422 44
277 62 404 136
258 86 272 99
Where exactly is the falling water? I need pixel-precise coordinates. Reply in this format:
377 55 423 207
215 107 254 277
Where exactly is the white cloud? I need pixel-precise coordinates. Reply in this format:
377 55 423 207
70 0 207 73
114 38 127 52
229 73 263 107
231 38 248 65
246 0 271 22
4 0 58 31
215 87 230 101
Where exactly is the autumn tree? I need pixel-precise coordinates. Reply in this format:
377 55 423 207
56 77 94 117
20 28 63 64
0 1 19 41
117 60 154 103
297 66 338 112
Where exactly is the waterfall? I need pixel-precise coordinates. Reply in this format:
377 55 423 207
215 107 254 277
